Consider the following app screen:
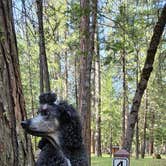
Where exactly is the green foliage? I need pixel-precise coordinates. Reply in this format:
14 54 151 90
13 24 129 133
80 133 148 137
13 0 166 155
100 64 121 148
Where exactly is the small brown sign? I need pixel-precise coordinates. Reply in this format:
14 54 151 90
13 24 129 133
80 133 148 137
113 149 130 166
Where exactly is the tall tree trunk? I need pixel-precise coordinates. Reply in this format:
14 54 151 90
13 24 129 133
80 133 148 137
123 4 166 152
64 31 68 99
91 130 95 154
0 0 34 165
149 108 155 156
141 90 148 158
36 0 50 93
121 3 127 145
109 125 113 157
135 49 139 159
94 51 102 157
121 49 126 146
94 27 102 157
91 0 101 157
74 55 78 110
79 0 91 164
90 0 98 156
91 60 95 154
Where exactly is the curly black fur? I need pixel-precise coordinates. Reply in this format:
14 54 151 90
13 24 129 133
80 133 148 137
39 92 57 105
36 93 88 166
37 142 70 166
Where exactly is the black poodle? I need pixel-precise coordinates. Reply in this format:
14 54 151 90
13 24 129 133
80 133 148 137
21 92 88 166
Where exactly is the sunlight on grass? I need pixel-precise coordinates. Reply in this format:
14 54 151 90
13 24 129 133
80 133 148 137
91 154 166 166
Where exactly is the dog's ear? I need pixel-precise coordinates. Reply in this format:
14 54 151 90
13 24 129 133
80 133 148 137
61 116 83 149
39 92 57 105
58 101 83 148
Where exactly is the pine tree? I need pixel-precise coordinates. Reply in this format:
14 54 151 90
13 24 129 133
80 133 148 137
123 4 166 152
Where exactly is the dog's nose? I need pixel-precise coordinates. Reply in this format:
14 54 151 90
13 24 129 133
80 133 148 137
21 120 29 129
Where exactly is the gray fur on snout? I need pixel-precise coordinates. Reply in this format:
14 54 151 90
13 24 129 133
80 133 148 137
28 114 59 135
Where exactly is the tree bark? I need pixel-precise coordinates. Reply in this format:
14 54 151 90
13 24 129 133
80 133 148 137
36 0 50 93
79 0 91 164
91 61 95 154
94 28 102 157
109 126 113 157
123 4 166 152
94 49 102 157
121 4 127 145
91 130 95 154
121 49 126 146
64 43 68 99
74 55 78 110
141 90 148 158
149 108 155 156
135 49 139 159
89 0 102 157
0 0 34 165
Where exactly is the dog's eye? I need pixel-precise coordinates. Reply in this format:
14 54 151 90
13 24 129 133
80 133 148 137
41 110 50 117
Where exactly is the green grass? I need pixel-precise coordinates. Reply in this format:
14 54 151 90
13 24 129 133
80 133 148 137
91 154 166 166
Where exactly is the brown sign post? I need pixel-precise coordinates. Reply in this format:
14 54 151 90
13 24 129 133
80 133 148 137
113 149 130 166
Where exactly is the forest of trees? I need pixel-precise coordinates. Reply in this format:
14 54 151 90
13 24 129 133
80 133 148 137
0 0 166 165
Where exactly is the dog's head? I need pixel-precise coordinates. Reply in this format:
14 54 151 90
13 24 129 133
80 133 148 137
21 92 82 148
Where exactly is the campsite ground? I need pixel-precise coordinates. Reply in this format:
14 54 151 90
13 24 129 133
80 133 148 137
91 154 166 166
